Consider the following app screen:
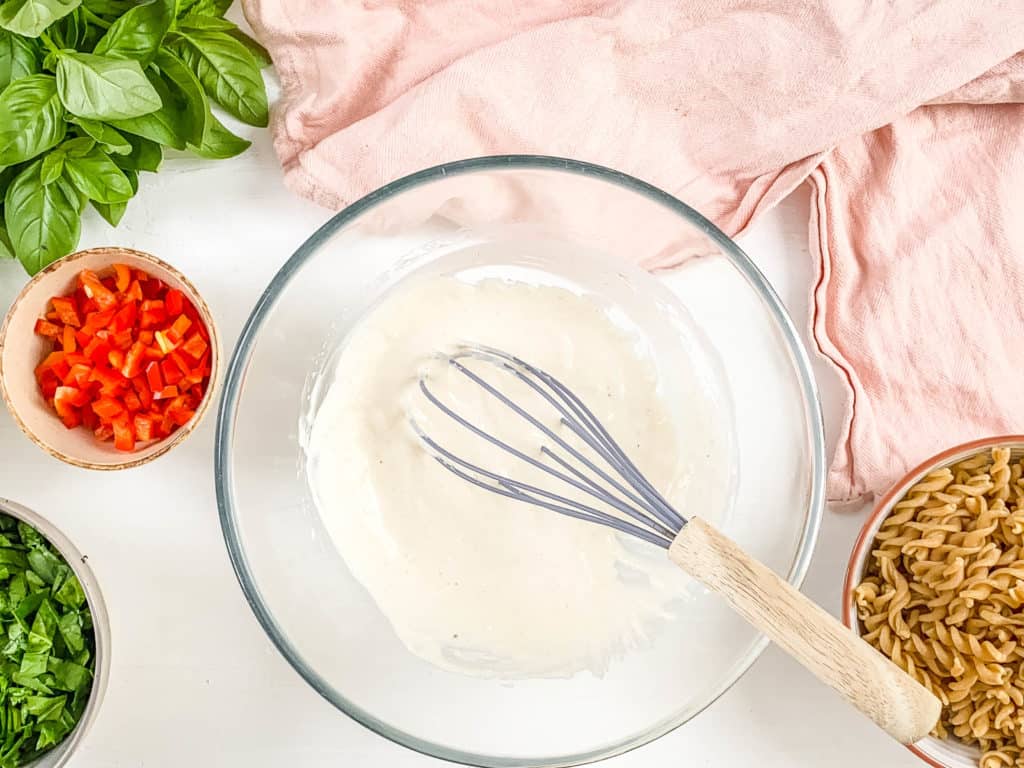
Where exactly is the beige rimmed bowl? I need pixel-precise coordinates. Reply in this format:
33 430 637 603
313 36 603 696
843 435 1024 768
0 247 219 470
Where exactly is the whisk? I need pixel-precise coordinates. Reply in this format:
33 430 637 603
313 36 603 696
413 344 941 744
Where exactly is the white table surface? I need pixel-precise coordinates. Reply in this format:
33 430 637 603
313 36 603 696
0 102 923 767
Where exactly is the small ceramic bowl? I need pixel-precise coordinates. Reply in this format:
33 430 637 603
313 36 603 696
0 247 219 470
843 435 1024 768
0 497 110 768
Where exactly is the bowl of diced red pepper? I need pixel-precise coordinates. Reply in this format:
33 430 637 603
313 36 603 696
0 247 218 469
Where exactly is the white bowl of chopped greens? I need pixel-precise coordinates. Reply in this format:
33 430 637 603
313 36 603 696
0 498 108 768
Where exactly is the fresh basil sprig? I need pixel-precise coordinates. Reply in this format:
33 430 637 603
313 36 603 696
0 0 270 275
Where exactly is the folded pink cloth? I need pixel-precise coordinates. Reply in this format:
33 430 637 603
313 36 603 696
242 0 1024 501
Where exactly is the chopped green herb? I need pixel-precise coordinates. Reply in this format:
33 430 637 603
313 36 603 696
0 513 94 767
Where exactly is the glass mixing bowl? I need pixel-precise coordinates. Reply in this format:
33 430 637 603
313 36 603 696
216 156 825 767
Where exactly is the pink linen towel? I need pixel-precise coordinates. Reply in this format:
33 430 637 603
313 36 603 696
240 0 1024 501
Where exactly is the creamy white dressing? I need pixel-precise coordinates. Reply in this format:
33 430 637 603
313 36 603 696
307 268 732 679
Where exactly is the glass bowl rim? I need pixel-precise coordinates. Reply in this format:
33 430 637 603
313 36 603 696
214 154 826 768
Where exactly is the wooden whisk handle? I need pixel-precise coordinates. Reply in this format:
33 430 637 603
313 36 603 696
669 517 941 744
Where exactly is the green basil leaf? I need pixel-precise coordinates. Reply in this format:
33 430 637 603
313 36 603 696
49 4 80 48
91 197 122 225
0 223 13 259
113 132 160 170
154 47 203 145
26 694 65 721
17 523 43 549
107 67 185 149
59 135 93 156
176 14 232 31
55 613 82 654
46 657 89 692
176 30 267 126
63 145 132 202
0 29 39 89
0 0 80 38
29 599 57 646
5 158 81 274
51 573 84 609
36 718 71 750
188 108 247 158
27 548 61 585
227 28 270 69
39 149 63 184
0 74 65 166
178 0 230 18
93 0 173 67
18 649 46 677
69 117 130 154
56 52 162 120
82 0 132 15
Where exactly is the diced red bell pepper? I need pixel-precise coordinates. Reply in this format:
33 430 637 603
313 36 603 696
181 333 208 360
35 351 65 381
52 358 70 381
114 264 132 293
134 414 155 442
90 366 126 395
161 359 183 385
154 330 176 355
81 404 98 431
125 280 143 302
35 264 211 452
135 380 153 409
82 309 116 336
112 416 134 452
145 361 163 392
34 319 61 339
165 395 195 427
65 363 92 389
139 300 167 329
111 303 137 333
91 397 124 420
83 337 111 364
123 390 142 412
167 314 192 343
154 385 179 401
121 342 145 378
61 325 76 353
54 387 88 429
80 270 118 311
169 352 191 376
38 371 59 399
50 297 80 327
142 278 165 300
165 289 184 317
111 329 133 350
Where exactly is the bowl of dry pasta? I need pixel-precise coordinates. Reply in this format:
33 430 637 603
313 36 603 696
844 436 1024 768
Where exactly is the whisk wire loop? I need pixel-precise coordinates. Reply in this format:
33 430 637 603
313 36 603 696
413 345 689 549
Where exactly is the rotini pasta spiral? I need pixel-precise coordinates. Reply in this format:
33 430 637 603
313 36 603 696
856 448 1024 768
